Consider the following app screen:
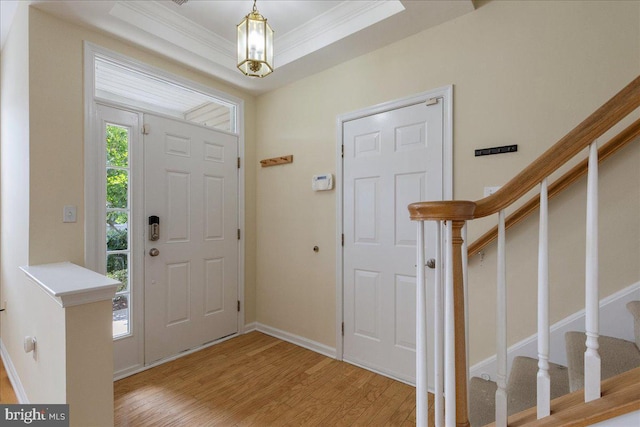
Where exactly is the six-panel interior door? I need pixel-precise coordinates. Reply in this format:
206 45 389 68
343 100 444 384
144 114 238 364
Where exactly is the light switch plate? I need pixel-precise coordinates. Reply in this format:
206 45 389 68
63 205 77 223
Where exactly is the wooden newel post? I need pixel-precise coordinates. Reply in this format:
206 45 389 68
451 220 470 427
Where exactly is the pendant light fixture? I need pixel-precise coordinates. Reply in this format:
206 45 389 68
237 0 274 78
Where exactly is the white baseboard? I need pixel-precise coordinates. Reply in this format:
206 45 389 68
243 321 257 333
253 323 337 359
470 281 640 382
0 339 28 403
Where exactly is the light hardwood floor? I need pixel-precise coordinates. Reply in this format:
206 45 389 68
0 356 18 404
115 331 431 426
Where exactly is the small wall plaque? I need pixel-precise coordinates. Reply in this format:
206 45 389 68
475 145 518 157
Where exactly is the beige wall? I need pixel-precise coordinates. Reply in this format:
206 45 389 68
65 301 114 426
2 0 639 415
26 9 258 328
1 4 257 422
255 0 640 362
1 2 68 404
24 5 257 323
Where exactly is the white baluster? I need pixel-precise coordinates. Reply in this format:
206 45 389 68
416 220 428 427
434 221 444 427
584 142 601 402
495 210 507 426
537 178 551 418
444 221 456 427
462 223 470 420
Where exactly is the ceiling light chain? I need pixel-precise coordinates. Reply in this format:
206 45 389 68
237 0 274 78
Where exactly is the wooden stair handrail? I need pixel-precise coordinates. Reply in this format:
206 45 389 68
474 75 640 218
408 76 640 427
468 117 640 257
409 75 640 222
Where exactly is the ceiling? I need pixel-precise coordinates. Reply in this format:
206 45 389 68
1 0 476 95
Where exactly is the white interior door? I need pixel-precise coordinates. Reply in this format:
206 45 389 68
144 114 238 364
343 99 445 384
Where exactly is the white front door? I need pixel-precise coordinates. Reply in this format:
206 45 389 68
144 114 239 364
342 98 445 384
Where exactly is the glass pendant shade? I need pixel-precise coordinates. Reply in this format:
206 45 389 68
237 2 274 78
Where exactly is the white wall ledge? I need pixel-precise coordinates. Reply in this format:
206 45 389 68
20 262 119 308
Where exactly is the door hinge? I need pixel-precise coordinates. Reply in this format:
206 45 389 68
341 145 344 158
341 234 344 246
426 97 439 106
237 300 241 312
237 157 241 169
237 229 241 240
142 124 150 135
341 322 344 336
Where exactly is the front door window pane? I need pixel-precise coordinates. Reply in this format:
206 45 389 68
112 295 129 337
107 169 128 209
107 253 128 292
107 214 128 251
106 123 131 338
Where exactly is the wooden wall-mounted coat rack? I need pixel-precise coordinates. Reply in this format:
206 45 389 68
260 155 293 167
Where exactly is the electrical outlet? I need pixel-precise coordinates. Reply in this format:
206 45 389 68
484 186 501 197
63 205 77 223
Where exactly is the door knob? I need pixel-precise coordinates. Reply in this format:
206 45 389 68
426 258 436 269
149 248 160 257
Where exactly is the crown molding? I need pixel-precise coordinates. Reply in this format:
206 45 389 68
275 0 405 67
109 1 405 73
110 1 236 70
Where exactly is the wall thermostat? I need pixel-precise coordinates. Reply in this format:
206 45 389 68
312 174 333 191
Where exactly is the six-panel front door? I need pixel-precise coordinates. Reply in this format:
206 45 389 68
343 100 444 384
144 114 238 364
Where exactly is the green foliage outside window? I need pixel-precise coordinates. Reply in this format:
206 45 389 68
106 125 129 228
106 124 129 296
107 125 128 167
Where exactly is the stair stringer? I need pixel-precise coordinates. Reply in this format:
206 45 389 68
470 282 639 382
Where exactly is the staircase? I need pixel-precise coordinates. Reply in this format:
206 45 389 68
408 75 640 427
469 301 640 426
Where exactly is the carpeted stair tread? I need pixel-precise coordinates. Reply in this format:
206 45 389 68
469 376 497 427
469 357 569 426
506 356 569 415
565 331 640 392
627 300 640 348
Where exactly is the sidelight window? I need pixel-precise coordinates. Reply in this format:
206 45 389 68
106 124 131 338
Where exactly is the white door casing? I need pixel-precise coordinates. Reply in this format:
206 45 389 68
85 43 246 379
144 114 239 364
340 88 451 385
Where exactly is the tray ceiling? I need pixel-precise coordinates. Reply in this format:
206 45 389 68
2 0 475 94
